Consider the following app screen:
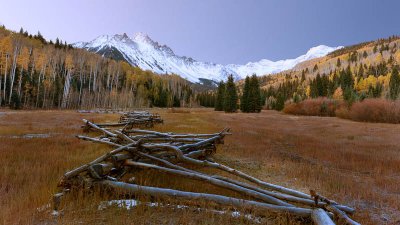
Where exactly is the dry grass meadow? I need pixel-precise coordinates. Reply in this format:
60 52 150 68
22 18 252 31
1 108 399 225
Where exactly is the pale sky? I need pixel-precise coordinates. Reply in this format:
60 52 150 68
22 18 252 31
0 0 398 64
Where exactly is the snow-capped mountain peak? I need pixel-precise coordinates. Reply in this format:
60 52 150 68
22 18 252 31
74 33 341 83
132 32 153 43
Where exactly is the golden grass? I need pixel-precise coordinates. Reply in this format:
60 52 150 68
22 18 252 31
1 108 399 224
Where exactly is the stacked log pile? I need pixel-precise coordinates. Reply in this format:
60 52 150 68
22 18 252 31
81 111 163 131
119 111 163 128
55 119 359 225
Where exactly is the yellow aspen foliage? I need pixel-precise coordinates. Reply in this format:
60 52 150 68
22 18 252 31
356 75 377 92
375 54 382 64
65 54 74 69
379 74 390 87
333 87 343 100
305 85 311 97
395 51 400 64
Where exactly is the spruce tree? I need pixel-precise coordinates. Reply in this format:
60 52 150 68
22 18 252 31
10 92 21 109
389 67 400 100
363 51 368 58
316 73 324 96
313 64 318 72
214 81 225 111
223 75 238 113
336 58 341 67
248 74 262 112
301 70 306 83
240 76 250 112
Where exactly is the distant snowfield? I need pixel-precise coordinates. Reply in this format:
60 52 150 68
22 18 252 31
74 33 342 83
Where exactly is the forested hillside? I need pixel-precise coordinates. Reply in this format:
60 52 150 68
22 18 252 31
0 26 194 109
258 35 400 110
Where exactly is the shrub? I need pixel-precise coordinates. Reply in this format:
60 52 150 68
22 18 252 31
346 99 400 123
283 98 341 117
335 107 350 119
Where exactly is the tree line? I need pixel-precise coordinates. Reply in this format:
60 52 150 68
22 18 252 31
208 74 263 113
0 25 195 109
262 65 400 111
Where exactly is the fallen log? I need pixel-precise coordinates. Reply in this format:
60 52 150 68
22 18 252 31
311 208 335 225
124 160 293 207
326 205 360 225
62 143 135 179
98 180 313 217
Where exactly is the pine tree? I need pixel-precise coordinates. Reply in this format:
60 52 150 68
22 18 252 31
10 92 21 109
214 81 225 111
363 51 368 58
316 73 324 96
55 38 60 48
340 66 354 90
313 64 318 72
223 75 238 113
389 67 400 100
240 76 250 112
357 64 364 78
248 74 262 112
301 70 306 83
336 58 341 67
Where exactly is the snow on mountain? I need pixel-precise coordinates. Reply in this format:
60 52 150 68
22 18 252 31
226 45 343 77
74 33 341 83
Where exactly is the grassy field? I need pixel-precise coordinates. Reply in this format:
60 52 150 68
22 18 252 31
1 108 399 224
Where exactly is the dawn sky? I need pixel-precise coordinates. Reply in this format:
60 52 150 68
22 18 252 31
0 0 398 64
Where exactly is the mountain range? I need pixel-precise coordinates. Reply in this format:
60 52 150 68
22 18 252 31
74 33 342 83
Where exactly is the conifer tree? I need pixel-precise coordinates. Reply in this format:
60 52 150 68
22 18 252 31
316 73 324 96
240 76 250 112
223 75 238 113
340 66 354 90
55 38 60 48
336 58 341 67
313 64 318 72
389 67 400 100
10 92 21 109
363 51 368 58
214 81 225 111
248 74 262 112
301 70 306 82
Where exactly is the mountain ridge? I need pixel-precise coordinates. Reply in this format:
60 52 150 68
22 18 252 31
74 33 342 83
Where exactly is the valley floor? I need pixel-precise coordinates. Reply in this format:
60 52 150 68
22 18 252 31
0 108 399 224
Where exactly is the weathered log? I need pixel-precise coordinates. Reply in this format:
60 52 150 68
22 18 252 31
134 151 196 174
178 154 312 200
184 150 207 159
212 175 319 207
123 129 230 139
96 122 130 127
310 190 355 214
326 205 360 225
98 180 312 217
63 143 135 179
311 208 335 225
82 119 117 137
89 163 113 178
124 160 293 207
111 153 133 163
76 135 122 147
53 192 64 211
